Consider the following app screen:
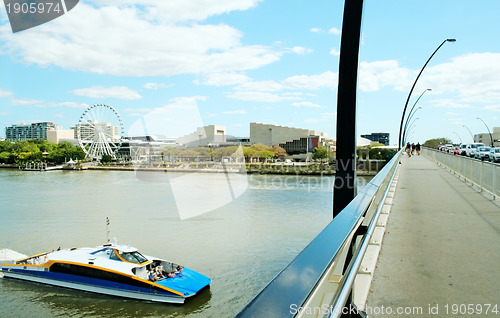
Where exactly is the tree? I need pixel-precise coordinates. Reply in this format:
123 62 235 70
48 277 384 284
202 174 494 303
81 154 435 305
271 145 288 157
368 148 397 161
255 149 274 161
101 154 113 163
213 146 239 159
312 146 328 160
0 151 13 163
243 147 257 161
423 138 452 149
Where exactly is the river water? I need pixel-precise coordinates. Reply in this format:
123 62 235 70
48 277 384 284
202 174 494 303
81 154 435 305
0 169 369 318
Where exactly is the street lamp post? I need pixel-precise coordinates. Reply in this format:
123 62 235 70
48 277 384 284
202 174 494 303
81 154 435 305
405 125 417 145
477 117 494 146
398 39 456 149
404 118 419 144
333 0 364 218
462 125 474 142
402 89 431 144
452 132 463 144
402 106 422 144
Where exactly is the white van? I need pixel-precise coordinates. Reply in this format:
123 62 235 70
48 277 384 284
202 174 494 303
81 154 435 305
465 143 485 157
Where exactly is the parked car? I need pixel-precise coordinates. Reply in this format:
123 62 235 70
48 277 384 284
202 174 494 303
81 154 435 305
466 143 485 157
439 144 453 152
459 144 468 156
474 146 491 160
488 147 500 163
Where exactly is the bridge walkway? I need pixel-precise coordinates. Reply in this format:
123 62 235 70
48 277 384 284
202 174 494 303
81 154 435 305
365 153 500 317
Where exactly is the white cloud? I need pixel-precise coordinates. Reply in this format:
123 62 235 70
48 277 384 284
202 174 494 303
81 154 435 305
483 105 500 112
12 98 42 105
289 46 313 55
127 95 205 137
0 89 13 97
283 71 337 90
292 102 322 108
49 102 89 109
430 99 471 109
358 53 500 108
310 27 340 35
222 109 247 114
143 82 171 90
32 101 89 109
226 91 301 102
359 60 411 92
448 118 464 125
421 53 500 103
72 86 142 100
304 118 320 123
225 71 336 102
235 80 285 92
329 48 340 56
90 0 263 23
0 2 280 77
194 72 251 86
328 27 341 35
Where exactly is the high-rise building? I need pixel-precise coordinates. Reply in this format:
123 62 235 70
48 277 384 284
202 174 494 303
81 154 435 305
5 122 56 141
361 132 390 145
71 121 120 142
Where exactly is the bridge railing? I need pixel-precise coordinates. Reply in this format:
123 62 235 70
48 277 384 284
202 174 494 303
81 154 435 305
422 148 499 200
236 150 402 318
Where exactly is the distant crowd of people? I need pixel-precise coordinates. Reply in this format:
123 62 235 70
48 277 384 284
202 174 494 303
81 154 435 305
148 264 184 282
405 142 421 157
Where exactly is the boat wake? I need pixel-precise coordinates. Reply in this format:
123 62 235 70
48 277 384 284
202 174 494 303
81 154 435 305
0 249 27 264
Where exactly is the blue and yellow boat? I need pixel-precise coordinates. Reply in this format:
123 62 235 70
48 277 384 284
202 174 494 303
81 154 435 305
0 243 211 303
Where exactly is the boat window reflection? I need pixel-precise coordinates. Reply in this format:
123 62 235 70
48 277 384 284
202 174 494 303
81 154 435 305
109 249 120 260
118 250 148 264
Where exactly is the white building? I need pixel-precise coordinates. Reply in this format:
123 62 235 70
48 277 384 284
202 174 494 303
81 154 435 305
474 127 500 147
177 125 226 147
71 121 120 142
47 129 75 144
250 122 328 146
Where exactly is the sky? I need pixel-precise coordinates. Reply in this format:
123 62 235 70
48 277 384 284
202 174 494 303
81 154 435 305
0 0 499 146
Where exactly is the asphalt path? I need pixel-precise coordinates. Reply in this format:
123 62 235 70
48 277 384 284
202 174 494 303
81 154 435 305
366 154 500 317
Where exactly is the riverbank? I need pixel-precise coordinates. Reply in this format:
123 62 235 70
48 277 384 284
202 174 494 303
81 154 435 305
1 163 381 176
86 165 378 176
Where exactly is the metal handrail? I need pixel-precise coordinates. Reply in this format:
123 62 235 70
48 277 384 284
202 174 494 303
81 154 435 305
422 147 499 199
236 150 402 318
329 153 399 317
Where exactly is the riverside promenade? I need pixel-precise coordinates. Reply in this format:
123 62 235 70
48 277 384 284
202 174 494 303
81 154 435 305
365 154 500 317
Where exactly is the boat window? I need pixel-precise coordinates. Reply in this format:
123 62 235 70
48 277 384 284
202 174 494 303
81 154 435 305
118 250 148 264
109 250 120 260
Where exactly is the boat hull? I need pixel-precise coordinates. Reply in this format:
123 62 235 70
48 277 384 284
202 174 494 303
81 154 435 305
1 268 186 303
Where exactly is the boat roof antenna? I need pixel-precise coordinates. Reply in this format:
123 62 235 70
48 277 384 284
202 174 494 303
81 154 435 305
106 217 110 243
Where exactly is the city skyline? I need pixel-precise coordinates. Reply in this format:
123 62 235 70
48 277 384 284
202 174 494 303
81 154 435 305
0 1 499 145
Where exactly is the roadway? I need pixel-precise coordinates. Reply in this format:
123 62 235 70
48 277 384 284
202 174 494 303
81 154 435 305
365 153 500 317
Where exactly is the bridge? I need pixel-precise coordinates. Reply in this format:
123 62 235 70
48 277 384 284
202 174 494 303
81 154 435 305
236 148 500 317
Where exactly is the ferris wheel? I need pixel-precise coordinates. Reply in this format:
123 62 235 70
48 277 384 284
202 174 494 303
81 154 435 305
77 104 124 160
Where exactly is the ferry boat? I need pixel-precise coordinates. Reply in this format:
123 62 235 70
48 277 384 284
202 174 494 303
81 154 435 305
0 243 211 303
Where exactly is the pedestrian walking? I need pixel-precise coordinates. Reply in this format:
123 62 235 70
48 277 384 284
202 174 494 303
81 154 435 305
405 142 411 157
416 142 421 156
